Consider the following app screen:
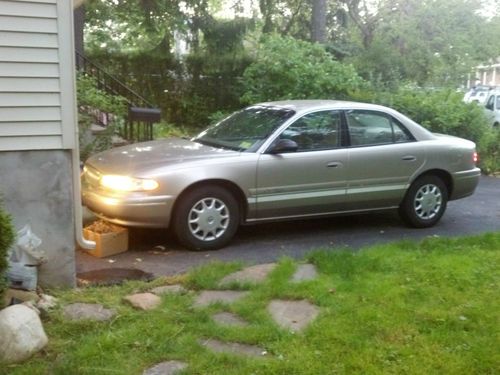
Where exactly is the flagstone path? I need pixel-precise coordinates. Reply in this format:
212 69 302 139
62 263 321 374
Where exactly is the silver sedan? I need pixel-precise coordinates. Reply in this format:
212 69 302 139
82 100 481 250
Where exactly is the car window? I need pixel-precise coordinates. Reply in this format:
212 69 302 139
346 110 412 146
486 95 495 110
496 95 500 110
278 110 341 152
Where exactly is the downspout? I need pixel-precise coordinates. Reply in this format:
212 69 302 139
72 147 95 250
71 0 95 249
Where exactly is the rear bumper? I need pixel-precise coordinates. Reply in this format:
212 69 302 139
450 168 481 200
82 190 174 228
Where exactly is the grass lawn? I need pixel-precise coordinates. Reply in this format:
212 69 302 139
2 232 499 374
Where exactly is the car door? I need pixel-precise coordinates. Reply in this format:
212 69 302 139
344 109 426 209
255 110 348 219
484 93 500 127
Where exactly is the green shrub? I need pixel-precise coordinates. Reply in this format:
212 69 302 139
77 73 128 116
77 73 128 162
241 34 365 104
153 121 190 139
477 129 500 174
0 198 15 301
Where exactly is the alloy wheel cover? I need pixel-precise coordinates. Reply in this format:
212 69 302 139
414 183 442 220
188 197 230 241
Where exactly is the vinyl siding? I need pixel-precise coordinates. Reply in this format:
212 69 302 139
0 0 76 151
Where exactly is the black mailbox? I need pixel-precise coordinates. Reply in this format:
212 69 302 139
128 107 161 122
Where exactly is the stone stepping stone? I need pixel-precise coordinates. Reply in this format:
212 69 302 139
267 299 319 332
212 312 249 327
124 293 161 310
193 290 249 308
150 284 186 296
143 360 188 375
291 263 318 282
199 338 267 357
62 303 115 321
218 263 276 286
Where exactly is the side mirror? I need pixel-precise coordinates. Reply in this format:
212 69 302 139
268 139 299 154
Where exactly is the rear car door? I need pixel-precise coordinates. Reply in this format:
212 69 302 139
255 110 348 219
344 109 426 209
484 93 500 127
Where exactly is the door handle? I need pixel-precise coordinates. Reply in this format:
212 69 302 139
402 155 416 161
327 161 343 168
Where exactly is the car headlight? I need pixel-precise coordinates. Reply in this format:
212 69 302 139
100 175 159 192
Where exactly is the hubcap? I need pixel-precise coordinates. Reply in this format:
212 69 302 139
414 184 442 220
188 197 229 241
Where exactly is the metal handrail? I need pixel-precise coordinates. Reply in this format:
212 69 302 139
75 51 155 108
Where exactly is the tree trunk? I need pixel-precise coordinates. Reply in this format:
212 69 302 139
260 0 275 33
311 0 327 43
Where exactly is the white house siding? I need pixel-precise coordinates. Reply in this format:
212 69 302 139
0 0 78 288
0 0 76 151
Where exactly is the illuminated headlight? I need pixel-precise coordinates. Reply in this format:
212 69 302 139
100 175 159 192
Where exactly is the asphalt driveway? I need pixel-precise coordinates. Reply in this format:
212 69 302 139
77 176 500 278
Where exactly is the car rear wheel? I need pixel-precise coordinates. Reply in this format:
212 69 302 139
399 175 448 228
173 186 239 250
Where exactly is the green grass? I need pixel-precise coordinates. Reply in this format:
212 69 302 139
2 233 499 374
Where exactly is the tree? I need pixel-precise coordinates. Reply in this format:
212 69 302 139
342 0 499 87
241 34 365 103
311 0 327 42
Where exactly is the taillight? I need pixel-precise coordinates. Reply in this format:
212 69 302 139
473 151 479 164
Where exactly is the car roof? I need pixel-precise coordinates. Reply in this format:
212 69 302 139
258 99 396 115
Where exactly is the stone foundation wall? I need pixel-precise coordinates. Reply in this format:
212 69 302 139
0 150 76 287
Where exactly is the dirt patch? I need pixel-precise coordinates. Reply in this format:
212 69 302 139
77 268 154 286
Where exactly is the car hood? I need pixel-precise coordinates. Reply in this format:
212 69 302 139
86 137 240 175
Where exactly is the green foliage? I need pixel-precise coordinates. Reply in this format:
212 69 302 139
77 74 127 116
153 121 190 139
76 74 127 161
241 35 365 104
0 198 15 300
207 110 232 125
477 129 500 175
82 0 500 137
344 0 499 88
86 15 253 131
84 0 204 53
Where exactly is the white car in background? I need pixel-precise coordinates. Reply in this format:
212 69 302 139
484 90 500 128
464 86 492 105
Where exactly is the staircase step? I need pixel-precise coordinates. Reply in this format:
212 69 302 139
90 123 107 134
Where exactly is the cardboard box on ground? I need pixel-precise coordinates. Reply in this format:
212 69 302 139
82 220 128 258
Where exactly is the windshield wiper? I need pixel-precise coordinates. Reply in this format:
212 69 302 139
193 138 243 151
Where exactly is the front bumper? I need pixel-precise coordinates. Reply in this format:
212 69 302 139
82 189 175 228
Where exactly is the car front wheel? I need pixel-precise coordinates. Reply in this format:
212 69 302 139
172 186 239 250
399 175 448 228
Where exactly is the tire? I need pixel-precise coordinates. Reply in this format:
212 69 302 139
172 185 239 251
399 175 448 228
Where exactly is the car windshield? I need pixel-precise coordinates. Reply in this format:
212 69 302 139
193 105 295 152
